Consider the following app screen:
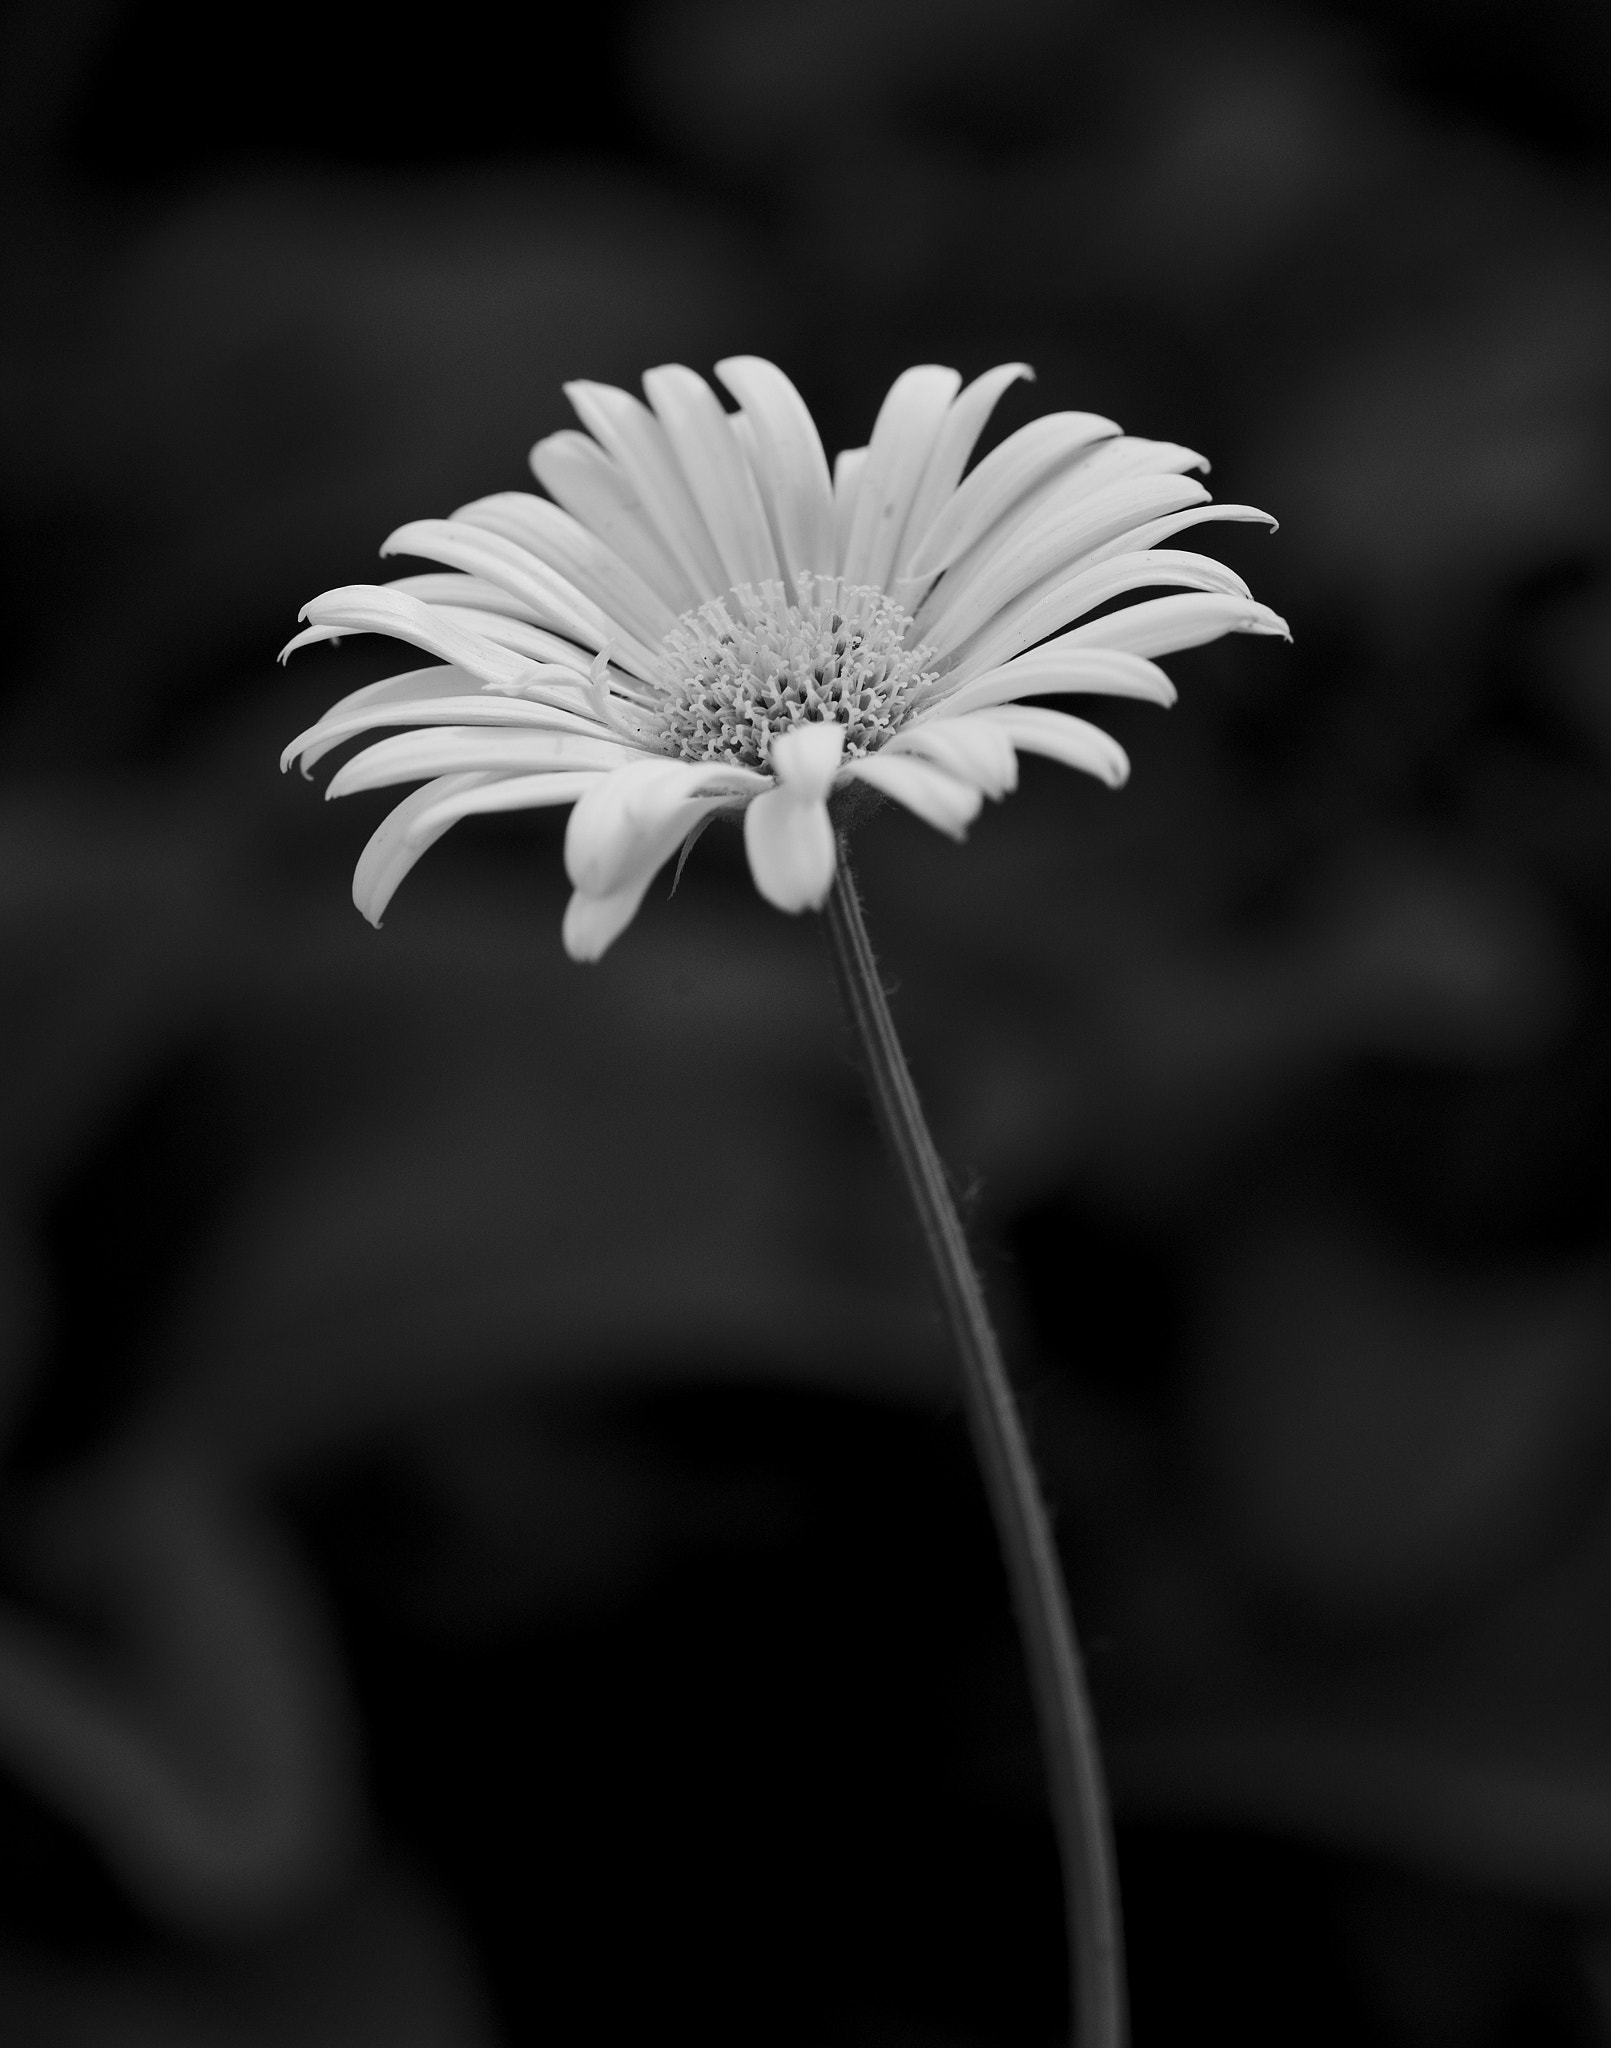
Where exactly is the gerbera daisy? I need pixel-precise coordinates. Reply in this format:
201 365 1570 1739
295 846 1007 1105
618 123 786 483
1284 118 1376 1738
282 359 1286 959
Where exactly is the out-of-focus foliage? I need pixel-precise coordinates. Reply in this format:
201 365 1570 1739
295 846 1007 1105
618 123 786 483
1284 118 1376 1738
2 0 1610 2041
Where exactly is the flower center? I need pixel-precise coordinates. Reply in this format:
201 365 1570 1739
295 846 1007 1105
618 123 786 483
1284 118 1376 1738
655 576 937 771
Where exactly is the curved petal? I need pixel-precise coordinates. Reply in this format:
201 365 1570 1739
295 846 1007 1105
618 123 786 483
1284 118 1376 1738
283 587 533 689
739 722 847 912
833 447 868 571
287 691 615 778
643 364 778 589
715 356 836 582
743 785 837 912
1059 592 1291 660
841 366 961 590
380 519 665 681
326 726 642 797
563 380 727 597
351 773 491 925
382 572 542 621
770 718 847 797
451 492 678 644
942 546 1254 685
565 757 763 898
528 429 699 610
891 362 1037 586
416 606 604 677
924 647 1176 721
917 475 1212 654
971 705 1130 787
840 752 983 838
903 408 1122 579
883 716 1018 798
562 793 734 961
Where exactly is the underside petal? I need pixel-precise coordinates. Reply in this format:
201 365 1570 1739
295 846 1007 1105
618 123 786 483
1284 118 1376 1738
769 719 847 798
287 691 615 776
925 647 1176 720
351 773 491 926
840 752 983 838
565 757 760 897
1058 592 1291 660
742 784 837 912
883 716 1018 797
327 726 642 797
971 705 1130 787
285 586 534 689
562 793 734 960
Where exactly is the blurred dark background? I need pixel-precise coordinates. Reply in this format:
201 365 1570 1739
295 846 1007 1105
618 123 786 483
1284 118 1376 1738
3 0 1611 2040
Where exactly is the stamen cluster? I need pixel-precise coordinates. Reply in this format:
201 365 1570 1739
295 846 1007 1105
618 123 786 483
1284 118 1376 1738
657 575 937 770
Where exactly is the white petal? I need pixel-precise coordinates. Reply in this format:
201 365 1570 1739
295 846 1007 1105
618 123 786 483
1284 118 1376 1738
715 356 835 581
351 772 491 926
406 768 614 839
736 722 846 913
903 408 1122 579
972 705 1130 787
891 362 1037 586
914 442 1216 641
883 717 1018 798
642 364 778 589
419 606 601 675
770 719 847 798
380 519 665 682
918 475 1212 654
565 757 762 898
942 546 1254 684
286 689 615 777
382 572 542 621
284 586 533 688
925 647 1177 720
833 447 867 571
562 794 734 961
841 366 961 590
563 381 727 597
451 492 677 645
529 429 699 611
743 785 837 912
1071 503 1278 576
284 666 478 772
840 752 983 837
327 726 641 797
1058 593 1291 659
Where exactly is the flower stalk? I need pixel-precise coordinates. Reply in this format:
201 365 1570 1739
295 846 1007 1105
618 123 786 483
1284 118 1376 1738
822 841 1126 2048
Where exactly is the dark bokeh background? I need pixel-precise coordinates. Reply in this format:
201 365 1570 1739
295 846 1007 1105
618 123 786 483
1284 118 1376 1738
3 0 1611 2040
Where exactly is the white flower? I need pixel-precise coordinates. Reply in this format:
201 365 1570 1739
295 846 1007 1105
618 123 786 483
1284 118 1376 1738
282 359 1287 959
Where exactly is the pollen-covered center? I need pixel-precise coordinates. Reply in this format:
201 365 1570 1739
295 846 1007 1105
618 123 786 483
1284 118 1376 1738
655 576 937 771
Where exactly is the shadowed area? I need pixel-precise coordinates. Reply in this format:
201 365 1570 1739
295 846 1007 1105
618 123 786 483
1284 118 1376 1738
2 0 1611 2041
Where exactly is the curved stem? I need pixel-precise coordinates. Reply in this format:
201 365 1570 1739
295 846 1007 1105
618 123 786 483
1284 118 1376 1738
822 846 1126 2048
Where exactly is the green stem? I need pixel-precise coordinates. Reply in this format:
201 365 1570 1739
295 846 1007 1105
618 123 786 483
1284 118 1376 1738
822 845 1126 2048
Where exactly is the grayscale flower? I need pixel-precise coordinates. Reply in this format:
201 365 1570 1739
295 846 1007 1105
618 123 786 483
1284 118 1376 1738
283 359 1286 958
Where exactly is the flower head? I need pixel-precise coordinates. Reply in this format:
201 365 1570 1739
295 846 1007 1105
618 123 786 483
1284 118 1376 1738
282 359 1287 958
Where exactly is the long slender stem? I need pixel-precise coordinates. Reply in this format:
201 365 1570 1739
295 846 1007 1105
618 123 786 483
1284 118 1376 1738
822 845 1126 2048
